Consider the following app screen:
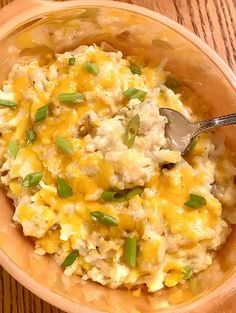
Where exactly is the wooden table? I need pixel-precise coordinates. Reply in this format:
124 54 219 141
0 1 235 313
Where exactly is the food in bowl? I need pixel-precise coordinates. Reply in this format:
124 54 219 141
0 44 235 292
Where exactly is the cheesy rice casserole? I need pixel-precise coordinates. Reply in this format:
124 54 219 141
0 45 235 292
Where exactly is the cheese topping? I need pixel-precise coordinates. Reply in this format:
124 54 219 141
0 45 235 292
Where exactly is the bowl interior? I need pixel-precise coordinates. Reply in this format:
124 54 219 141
0 4 236 313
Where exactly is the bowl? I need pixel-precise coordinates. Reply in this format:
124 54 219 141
0 1 236 312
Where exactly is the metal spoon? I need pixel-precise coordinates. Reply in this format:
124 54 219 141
159 108 236 155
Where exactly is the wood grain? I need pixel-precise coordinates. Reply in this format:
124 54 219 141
0 1 235 313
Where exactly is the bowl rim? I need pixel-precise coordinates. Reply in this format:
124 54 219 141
0 1 236 313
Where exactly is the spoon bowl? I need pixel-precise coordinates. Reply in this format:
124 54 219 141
159 108 236 155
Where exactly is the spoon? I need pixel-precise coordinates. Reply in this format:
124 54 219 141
159 108 236 155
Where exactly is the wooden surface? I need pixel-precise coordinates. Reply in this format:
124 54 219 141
0 0 235 313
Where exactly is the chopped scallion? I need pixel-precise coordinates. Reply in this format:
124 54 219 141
22 172 43 187
123 88 147 101
35 104 49 122
124 236 137 268
126 187 143 200
61 250 79 267
124 114 140 148
188 137 198 153
184 194 206 209
101 190 117 201
129 65 141 75
56 136 74 155
68 57 76 65
0 99 17 108
90 211 118 226
165 78 179 90
8 140 19 159
58 92 85 104
101 187 143 202
101 190 126 202
83 62 99 75
183 266 193 280
26 128 36 144
57 177 73 198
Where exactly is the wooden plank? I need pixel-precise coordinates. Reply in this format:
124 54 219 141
0 0 235 313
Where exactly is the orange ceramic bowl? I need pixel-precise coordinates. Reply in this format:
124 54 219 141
0 1 236 312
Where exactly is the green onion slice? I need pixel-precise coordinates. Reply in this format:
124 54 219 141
165 78 179 90
184 194 207 209
26 129 36 144
22 172 43 187
183 266 193 280
126 187 143 200
101 190 117 201
83 62 99 75
124 114 140 148
0 99 17 108
57 177 73 198
101 190 126 202
90 211 118 226
124 236 137 268
129 65 141 75
101 188 143 202
35 104 49 122
68 57 76 65
123 88 147 101
56 136 74 155
8 140 19 159
58 92 85 104
61 250 79 268
188 137 198 153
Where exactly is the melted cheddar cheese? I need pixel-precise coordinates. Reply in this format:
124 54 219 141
0 45 234 293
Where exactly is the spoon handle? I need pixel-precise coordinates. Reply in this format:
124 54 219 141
197 113 236 133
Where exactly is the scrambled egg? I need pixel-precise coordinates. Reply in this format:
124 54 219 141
0 45 235 292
